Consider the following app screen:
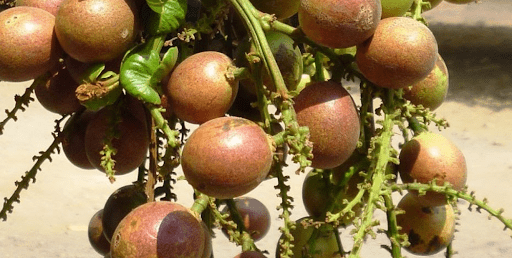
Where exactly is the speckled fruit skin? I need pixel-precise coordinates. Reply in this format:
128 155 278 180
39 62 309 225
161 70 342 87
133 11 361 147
54 0 139 63
222 197 271 241
101 185 147 242
396 193 456 255
250 0 300 20
403 54 449 111
15 0 64 15
88 209 110 256
293 81 360 169
181 116 273 199
298 0 382 49
110 201 205 258
35 65 82 115
0 7 63 82
399 132 467 206
356 17 438 89
84 106 149 175
380 0 414 18
165 51 239 124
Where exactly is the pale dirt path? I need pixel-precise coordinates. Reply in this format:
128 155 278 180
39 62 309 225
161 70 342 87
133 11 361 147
1 1 512 257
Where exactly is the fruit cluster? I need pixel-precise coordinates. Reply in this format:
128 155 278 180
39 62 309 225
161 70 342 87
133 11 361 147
0 0 502 258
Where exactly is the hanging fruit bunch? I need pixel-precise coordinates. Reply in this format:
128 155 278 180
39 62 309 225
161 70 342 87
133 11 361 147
0 0 505 257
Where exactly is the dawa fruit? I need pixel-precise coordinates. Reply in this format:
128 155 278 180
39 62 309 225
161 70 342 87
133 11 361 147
403 54 449 111
293 81 360 169
15 0 64 15
54 0 140 63
298 0 382 48
396 193 456 255
250 0 300 20
0 6 63 82
165 51 239 124
380 0 414 18
181 116 273 199
356 17 438 89
110 201 206 258
399 132 467 206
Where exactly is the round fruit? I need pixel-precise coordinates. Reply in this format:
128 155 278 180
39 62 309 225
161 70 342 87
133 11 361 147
445 0 475 4
222 197 271 241
250 0 300 20
62 110 96 169
181 116 273 199
276 217 315 258
298 0 382 48
234 251 267 258
15 0 64 15
403 54 449 111
237 31 303 94
156 209 206 257
101 184 147 242
399 132 467 206
84 105 149 175
380 0 414 18
356 17 438 89
0 6 63 82
293 81 360 169
88 209 110 255
165 51 239 124
396 193 456 255
302 170 363 225
54 0 140 63
35 65 82 115
110 201 206 258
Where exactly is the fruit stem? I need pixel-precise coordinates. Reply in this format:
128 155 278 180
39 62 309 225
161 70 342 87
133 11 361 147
383 194 405 258
389 182 512 233
0 115 69 221
348 90 400 257
0 72 50 135
190 192 211 215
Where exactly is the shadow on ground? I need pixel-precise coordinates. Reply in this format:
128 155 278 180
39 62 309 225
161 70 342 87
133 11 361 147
431 23 512 111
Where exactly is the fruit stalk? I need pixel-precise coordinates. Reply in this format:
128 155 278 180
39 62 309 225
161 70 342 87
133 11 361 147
1 116 69 220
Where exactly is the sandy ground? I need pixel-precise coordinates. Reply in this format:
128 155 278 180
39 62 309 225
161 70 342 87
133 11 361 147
1 1 512 257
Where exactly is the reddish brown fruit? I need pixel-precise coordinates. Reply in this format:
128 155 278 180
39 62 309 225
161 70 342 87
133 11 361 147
62 110 96 169
84 105 149 175
35 65 82 115
110 201 205 258
222 197 271 241
0 7 63 82
403 54 449 111
298 0 382 48
101 184 147 242
396 193 456 255
399 132 467 206
293 81 360 169
54 0 140 63
181 116 273 199
15 0 64 15
356 17 438 89
88 209 110 255
165 51 239 124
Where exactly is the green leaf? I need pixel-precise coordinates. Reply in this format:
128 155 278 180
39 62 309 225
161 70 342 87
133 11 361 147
146 0 187 35
146 0 167 13
151 47 179 86
120 43 162 105
79 63 105 84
